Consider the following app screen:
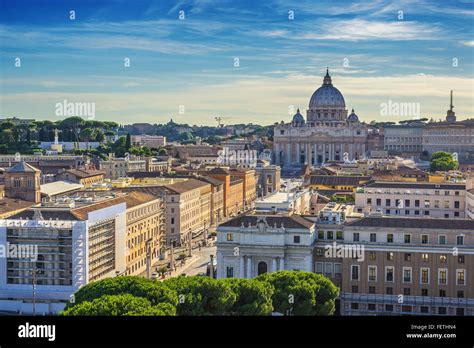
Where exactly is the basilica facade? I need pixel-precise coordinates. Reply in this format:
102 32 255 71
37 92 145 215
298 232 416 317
273 70 369 171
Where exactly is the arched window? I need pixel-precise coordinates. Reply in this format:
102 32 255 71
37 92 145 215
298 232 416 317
257 261 267 275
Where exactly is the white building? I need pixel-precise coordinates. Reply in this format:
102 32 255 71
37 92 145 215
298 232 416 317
255 188 312 215
0 199 126 314
216 215 316 279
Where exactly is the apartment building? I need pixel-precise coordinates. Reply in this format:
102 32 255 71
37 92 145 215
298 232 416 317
328 217 474 316
100 157 146 179
197 176 224 226
160 179 212 246
0 197 127 314
121 192 166 276
229 168 257 210
255 160 281 197
355 181 466 219
207 167 244 218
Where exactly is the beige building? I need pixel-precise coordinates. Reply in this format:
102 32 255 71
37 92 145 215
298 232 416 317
161 179 212 246
4 161 41 203
355 181 466 219
122 192 166 276
255 160 281 197
100 157 146 179
316 217 474 316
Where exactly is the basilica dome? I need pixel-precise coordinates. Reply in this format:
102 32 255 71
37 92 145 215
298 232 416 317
347 108 359 123
291 109 305 125
309 69 346 108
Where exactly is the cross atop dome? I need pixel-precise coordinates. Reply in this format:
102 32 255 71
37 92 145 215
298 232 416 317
323 67 332 85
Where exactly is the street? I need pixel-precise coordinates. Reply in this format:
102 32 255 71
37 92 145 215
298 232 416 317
177 243 216 276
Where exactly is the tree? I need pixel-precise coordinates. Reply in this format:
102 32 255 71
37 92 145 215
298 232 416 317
256 270 339 315
61 294 176 316
60 116 84 148
125 133 131 151
430 151 458 172
64 276 178 310
164 276 236 316
79 128 96 150
222 278 274 315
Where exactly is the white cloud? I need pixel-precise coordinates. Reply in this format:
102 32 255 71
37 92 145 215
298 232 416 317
461 40 474 47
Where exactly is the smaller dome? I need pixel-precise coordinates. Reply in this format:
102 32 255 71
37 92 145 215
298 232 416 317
292 109 305 125
347 108 359 123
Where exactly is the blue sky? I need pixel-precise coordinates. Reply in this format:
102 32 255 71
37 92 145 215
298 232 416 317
0 0 473 126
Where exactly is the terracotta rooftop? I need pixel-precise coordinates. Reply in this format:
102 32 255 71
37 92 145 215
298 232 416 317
310 175 371 186
164 178 210 194
62 168 105 178
348 216 474 230
0 198 33 218
7 161 40 173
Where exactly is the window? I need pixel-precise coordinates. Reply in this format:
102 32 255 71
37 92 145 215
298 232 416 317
403 267 412 283
369 252 376 260
439 289 446 297
315 262 323 274
368 304 376 311
420 306 429 314
438 307 447 315
367 198 372 204
404 234 411 244
403 288 411 295
456 235 464 246
421 235 428 244
386 199 391 206
353 233 359 242
456 270 465 285
421 268 429 284
387 234 393 243
327 231 333 240
226 233 233 241
370 233 377 242
336 231 343 240
456 308 464 316
369 286 376 294
405 199 410 207
386 266 394 282
315 248 324 256
293 236 300 244
457 290 464 298
421 289 428 296
440 254 447 263
318 230 324 239
454 201 460 209
368 266 377 281
421 253 429 262
386 287 393 295
376 198 381 206
171 217 175 224
404 253 411 262
324 263 333 277
351 303 359 310
352 285 359 293
438 235 446 245
387 252 394 261
415 200 420 207
438 269 447 285
334 263 342 278
351 265 359 281
458 255 465 264
385 304 393 312
226 267 234 278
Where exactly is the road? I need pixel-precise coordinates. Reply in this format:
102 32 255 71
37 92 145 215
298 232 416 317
176 243 216 277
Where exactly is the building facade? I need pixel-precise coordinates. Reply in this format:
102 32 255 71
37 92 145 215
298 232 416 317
273 70 369 171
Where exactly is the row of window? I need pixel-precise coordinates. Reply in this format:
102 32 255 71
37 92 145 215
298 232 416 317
366 198 461 208
350 265 467 285
349 303 465 316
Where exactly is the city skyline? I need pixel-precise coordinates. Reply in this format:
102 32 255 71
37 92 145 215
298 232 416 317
1 0 473 125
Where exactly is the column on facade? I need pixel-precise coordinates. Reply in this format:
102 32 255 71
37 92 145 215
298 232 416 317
247 256 252 278
286 143 291 166
272 258 277 273
296 143 300 165
307 143 312 165
239 255 245 278
279 257 285 271
217 252 224 278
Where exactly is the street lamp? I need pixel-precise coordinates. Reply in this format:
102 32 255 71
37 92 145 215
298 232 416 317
203 219 208 246
188 228 192 257
29 267 40 315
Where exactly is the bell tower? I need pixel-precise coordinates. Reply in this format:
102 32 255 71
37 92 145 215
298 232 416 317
4 161 41 203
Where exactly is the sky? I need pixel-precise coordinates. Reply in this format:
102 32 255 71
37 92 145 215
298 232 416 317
0 0 473 126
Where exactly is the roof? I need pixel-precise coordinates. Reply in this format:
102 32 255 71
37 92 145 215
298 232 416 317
0 198 33 217
40 181 84 196
197 176 224 186
164 178 210 194
208 167 229 175
310 175 370 186
9 209 80 221
7 161 40 173
220 214 315 229
71 191 158 220
62 169 105 178
348 217 474 230
363 181 465 190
